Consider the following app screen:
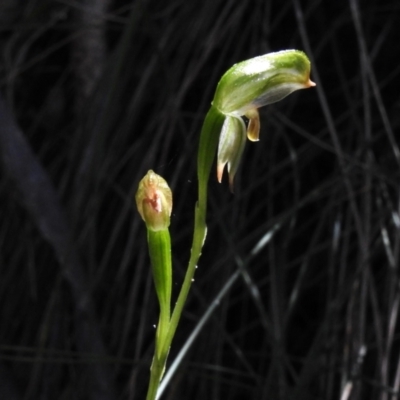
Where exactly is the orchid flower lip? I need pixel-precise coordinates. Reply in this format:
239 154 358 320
306 79 316 87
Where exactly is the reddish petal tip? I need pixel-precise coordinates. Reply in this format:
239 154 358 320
217 163 225 183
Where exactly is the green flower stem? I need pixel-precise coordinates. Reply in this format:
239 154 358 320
145 229 172 400
147 230 172 352
146 352 168 400
145 106 225 400
163 105 226 365
141 51 315 400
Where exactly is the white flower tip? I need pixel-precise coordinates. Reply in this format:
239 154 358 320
306 79 316 88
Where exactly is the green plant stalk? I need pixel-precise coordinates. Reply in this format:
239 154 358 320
163 105 225 364
146 348 169 400
145 229 172 400
145 106 224 400
147 230 172 354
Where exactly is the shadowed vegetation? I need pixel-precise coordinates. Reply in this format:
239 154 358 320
1 0 400 399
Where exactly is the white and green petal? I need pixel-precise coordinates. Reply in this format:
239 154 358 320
212 50 315 116
217 115 247 191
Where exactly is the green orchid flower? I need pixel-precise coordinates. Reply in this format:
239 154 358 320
212 49 315 188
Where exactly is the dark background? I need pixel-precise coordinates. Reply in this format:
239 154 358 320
1 0 400 399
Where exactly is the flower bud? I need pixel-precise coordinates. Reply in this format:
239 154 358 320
135 170 172 231
212 50 315 116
